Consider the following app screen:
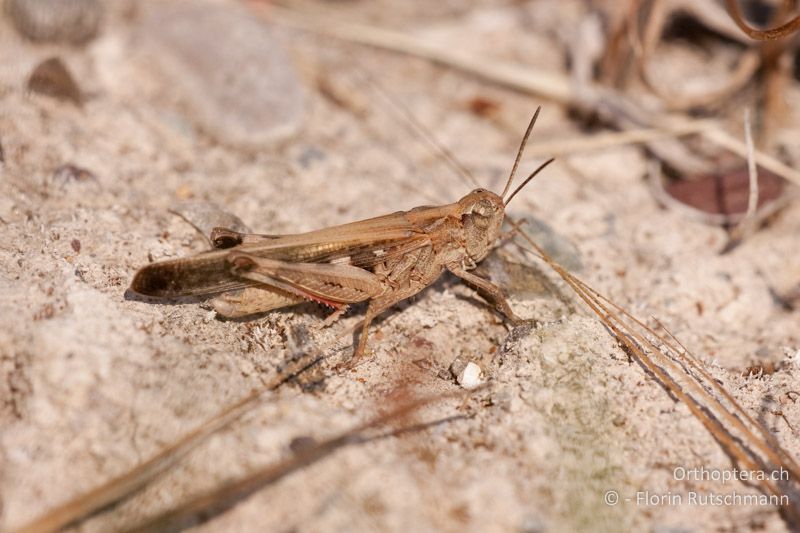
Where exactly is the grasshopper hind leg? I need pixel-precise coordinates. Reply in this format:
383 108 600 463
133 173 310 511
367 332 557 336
211 285 304 318
350 294 406 363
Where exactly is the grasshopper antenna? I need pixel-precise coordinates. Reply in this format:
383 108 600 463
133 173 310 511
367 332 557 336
504 157 555 206
500 107 541 200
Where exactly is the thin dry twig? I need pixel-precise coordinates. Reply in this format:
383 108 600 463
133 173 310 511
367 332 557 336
259 3 800 187
726 0 800 40
261 2 575 103
518 119 717 158
13 321 363 533
122 389 475 532
597 0 641 86
760 34 794 147
640 5 761 113
725 109 760 248
512 224 800 525
677 0 752 42
699 125 800 186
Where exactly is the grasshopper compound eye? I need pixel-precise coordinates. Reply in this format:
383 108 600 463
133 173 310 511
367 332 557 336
473 199 494 217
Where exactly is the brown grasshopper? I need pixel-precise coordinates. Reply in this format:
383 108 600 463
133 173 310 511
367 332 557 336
130 109 553 359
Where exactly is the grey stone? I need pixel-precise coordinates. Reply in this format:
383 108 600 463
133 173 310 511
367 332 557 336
6 0 103 44
134 2 305 150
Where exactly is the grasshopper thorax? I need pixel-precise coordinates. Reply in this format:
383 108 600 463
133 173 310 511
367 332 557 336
458 188 505 264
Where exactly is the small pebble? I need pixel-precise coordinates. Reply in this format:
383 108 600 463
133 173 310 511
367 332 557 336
135 2 305 149
170 202 251 245
50 163 95 187
519 514 547 533
6 0 103 44
457 362 484 390
27 57 83 106
288 435 316 454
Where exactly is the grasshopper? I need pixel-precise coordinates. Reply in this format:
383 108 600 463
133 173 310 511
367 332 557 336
130 109 553 359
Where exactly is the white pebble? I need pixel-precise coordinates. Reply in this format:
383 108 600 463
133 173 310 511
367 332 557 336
457 362 484 389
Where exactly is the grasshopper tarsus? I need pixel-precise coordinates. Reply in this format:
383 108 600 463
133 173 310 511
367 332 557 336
448 265 522 323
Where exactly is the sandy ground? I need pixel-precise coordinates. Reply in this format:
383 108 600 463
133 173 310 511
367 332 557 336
1 1 800 531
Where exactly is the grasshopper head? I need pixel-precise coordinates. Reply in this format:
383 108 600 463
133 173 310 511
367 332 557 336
453 109 553 266
458 188 505 263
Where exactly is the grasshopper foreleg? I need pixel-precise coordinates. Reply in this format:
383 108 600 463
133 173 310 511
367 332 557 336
447 264 529 325
353 294 404 361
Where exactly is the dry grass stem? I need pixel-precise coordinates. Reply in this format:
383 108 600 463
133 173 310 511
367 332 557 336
122 389 473 532
725 0 800 40
726 109 761 247
518 120 717 158
262 3 575 103
678 0 751 42
699 126 800 186
261 3 800 187
13 322 363 533
512 224 800 525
